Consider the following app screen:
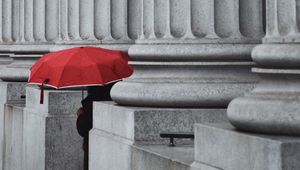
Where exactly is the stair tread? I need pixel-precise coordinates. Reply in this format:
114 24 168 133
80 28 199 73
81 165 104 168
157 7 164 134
134 143 194 165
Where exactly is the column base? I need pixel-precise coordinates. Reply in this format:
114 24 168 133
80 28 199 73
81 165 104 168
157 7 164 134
193 123 300 170
112 61 258 108
227 69 300 135
112 43 259 107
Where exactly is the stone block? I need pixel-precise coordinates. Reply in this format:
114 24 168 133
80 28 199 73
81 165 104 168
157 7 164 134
3 104 25 170
89 130 133 170
0 82 25 170
193 123 300 170
131 144 194 170
23 86 84 170
93 102 227 143
90 102 227 170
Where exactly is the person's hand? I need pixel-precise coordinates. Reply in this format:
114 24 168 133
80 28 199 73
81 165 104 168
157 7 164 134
75 107 84 117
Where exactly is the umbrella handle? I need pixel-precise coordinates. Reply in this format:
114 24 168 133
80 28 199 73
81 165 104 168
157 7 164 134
40 79 49 104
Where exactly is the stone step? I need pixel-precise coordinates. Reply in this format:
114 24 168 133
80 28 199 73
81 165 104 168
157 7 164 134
193 122 300 170
132 143 194 170
92 101 228 143
3 103 25 170
90 101 228 170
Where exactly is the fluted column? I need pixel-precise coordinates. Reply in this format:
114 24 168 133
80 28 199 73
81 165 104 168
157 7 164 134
0 0 140 81
0 0 60 81
0 0 16 68
111 0 264 108
227 0 300 135
55 0 139 51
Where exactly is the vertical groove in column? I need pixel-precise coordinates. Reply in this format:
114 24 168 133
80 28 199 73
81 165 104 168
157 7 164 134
231 0 243 38
277 0 293 36
287 0 300 35
45 0 59 41
142 0 155 39
191 0 217 38
239 0 264 38
24 0 33 42
139 0 145 39
59 0 68 41
2 0 12 42
163 0 172 38
128 0 139 40
19 0 25 42
296 0 300 33
111 0 130 40
12 0 20 42
170 0 187 38
272 0 280 37
183 0 195 39
79 0 94 40
68 0 80 40
0 0 3 42
153 0 172 38
94 0 113 41
33 0 46 41
215 0 236 38
265 0 273 37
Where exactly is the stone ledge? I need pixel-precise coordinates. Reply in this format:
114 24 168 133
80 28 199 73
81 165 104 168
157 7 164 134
90 129 194 170
193 123 300 170
93 101 228 143
132 143 194 170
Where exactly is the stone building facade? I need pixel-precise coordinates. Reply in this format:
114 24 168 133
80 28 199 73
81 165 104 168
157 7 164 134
0 0 300 170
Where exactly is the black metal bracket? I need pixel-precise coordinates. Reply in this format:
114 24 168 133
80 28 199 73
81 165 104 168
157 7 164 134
160 132 194 147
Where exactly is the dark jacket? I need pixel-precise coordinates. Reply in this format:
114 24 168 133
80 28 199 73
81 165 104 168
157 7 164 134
76 84 114 138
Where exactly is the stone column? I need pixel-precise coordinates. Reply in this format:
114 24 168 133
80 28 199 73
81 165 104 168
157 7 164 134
0 0 15 67
55 0 139 51
111 0 264 108
227 0 300 135
0 0 60 82
0 0 21 168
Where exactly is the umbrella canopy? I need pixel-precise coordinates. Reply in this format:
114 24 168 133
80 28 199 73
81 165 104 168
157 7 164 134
28 46 133 103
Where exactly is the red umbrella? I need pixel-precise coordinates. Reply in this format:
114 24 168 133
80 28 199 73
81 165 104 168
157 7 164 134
28 46 133 104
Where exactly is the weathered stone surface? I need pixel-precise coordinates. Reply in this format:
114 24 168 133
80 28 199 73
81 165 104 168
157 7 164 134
3 103 25 170
0 54 43 82
0 53 12 65
111 0 263 107
0 82 25 170
93 102 227 143
89 130 133 170
227 0 300 135
193 123 300 170
90 130 194 170
90 102 227 170
23 86 83 170
132 144 193 170
227 73 300 135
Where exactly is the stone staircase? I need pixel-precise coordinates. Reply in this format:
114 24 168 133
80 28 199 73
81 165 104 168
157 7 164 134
132 143 194 170
89 102 228 170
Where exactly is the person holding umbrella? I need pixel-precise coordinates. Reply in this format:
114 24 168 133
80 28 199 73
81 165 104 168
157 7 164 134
28 46 133 170
76 83 116 170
